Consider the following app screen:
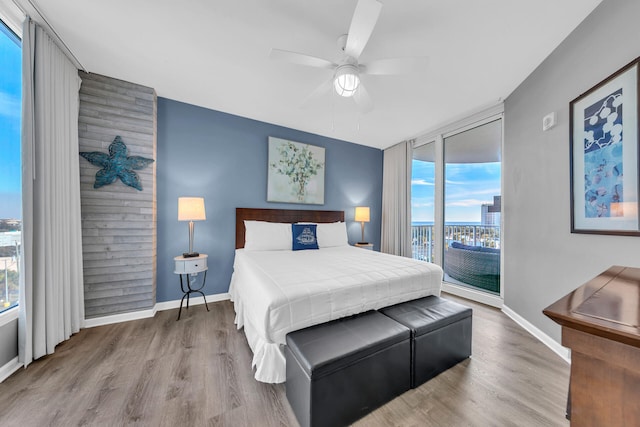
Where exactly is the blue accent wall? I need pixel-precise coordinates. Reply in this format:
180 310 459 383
157 98 383 302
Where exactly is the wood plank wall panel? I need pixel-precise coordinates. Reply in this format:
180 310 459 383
78 71 157 318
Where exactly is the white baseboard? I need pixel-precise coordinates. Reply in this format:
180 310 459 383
502 304 570 364
441 284 570 365
154 292 230 312
441 282 503 308
84 307 157 328
0 357 21 383
84 292 231 328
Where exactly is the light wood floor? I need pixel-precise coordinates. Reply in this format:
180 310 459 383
0 294 570 426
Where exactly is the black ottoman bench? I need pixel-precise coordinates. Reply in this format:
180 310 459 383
285 310 411 427
379 295 472 388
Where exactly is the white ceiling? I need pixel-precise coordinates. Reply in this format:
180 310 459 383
27 0 602 150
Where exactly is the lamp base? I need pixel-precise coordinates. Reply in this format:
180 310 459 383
182 252 200 258
357 242 369 245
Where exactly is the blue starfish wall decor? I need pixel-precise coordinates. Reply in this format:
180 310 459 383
80 136 154 191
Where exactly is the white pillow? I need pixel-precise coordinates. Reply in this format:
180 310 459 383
244 220 292 251
317 222 348 248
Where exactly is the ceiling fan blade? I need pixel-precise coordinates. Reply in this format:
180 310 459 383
353 83 374 113
270 48 336 70
300 78 334 108
362 57 430 75
344 0 382 60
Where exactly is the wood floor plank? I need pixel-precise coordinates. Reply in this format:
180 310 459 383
0 294 569 426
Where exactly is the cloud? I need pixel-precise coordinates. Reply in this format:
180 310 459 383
411 179 434 186
446 186 501 200
0 92 21 119
468 187 501 197
412 201 434 208
446 198 492 208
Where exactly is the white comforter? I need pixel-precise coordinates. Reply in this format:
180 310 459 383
229 246 443 383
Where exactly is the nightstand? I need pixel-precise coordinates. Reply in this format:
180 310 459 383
174 254 209 320
354 243 374 250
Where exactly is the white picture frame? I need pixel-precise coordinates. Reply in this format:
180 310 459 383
267 137 325 205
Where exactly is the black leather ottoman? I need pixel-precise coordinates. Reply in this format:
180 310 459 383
379 295 472 388
285 310 410 427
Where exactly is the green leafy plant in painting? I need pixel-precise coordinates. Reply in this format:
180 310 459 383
270 141 324 202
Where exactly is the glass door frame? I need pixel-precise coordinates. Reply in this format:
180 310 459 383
413 106 504 307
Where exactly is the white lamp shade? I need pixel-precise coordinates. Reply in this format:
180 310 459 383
178 197 206 221
354 206 370 222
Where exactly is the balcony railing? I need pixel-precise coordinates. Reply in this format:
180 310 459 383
0 231 20 312
411 224 501 263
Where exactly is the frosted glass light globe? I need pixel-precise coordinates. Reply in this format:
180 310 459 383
333 64 360 97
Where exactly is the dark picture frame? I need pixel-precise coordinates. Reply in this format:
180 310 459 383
570 57 640 236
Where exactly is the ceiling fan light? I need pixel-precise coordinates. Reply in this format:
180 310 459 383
334 65 360 97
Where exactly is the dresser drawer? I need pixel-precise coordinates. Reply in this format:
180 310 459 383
174 255 208 274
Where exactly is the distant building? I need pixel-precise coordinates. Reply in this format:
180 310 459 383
0 219 21 232
0 230 21 247
481 196 501 226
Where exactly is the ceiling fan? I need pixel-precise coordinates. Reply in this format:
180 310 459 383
270 0 428 113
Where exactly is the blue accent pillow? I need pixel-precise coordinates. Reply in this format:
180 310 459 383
292 224 319 251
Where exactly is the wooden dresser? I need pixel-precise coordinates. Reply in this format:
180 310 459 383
543 265 640 426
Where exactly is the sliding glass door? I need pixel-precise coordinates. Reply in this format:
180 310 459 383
411 114 502 300
443 119 501 294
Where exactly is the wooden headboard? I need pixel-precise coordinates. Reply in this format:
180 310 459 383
236 208 345 249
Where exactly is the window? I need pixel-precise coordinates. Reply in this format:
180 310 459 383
411 141 436 262
0 19 21 313
443 119 502 294
411 112 503 305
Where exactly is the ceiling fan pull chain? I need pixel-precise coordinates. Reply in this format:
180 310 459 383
331 90 335 131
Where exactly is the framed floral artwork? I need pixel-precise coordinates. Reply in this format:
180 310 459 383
570 57 640 235
267 137 325 204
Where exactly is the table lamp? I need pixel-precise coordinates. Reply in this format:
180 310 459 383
355 206 370 244
178 197 206 257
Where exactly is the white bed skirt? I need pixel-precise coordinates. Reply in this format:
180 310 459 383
229 246 443 383
230 285 287 383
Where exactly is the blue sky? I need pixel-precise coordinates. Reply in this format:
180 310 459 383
412 159 501 223
0 23 21 219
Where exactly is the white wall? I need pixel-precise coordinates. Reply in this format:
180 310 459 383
504 0 640 343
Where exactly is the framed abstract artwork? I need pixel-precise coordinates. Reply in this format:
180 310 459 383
570 57 640 235
267 137 325 204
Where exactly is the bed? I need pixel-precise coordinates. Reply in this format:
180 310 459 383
229 208 443 383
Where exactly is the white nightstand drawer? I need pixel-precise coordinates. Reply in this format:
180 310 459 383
174 254 208 274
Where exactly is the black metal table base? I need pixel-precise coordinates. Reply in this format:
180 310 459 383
177 270 209 320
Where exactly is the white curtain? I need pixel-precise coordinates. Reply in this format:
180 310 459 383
381 140 412 256
19 17 84 367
